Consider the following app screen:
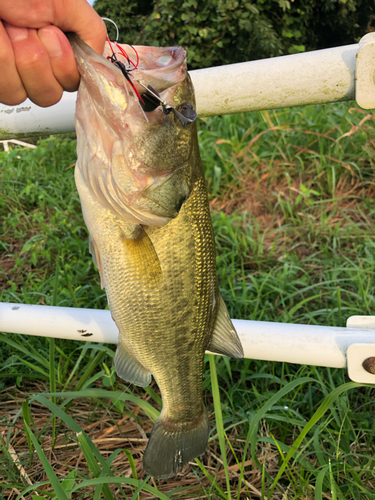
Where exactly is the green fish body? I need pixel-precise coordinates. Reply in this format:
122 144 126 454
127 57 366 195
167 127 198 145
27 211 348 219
70 35 243 479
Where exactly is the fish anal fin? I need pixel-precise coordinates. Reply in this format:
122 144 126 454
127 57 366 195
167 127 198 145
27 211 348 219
114 342 152 387
122 226 162 286
89 236 104 289
208 293 244 359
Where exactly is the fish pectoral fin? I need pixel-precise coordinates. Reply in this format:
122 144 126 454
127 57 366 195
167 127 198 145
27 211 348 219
89 236 104 289
208 293 244 359
122 226 162 287
114 342 152 387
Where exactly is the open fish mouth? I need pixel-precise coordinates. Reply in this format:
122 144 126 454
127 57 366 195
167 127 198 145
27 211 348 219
70 33 186 78
68 33 190 124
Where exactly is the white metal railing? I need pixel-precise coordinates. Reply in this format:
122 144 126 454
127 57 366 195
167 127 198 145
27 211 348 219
0 302 374 384
1 34 375 385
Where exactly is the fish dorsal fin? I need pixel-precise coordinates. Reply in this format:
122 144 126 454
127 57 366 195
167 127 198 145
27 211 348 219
114 342 152 387
208 294 244 359
122 226 162 287
89 236 104 289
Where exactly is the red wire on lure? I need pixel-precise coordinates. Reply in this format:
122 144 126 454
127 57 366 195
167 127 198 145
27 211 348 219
106 36 144 105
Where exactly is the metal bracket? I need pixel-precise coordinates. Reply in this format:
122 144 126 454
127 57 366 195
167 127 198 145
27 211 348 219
356 33 375 109
346 316 375 383
347 344 375 383
347 315 375 329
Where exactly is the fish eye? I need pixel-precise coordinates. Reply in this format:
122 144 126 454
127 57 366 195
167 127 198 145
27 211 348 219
158 55 172 65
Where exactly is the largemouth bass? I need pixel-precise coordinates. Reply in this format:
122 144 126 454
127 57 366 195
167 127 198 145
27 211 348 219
69 34 243 479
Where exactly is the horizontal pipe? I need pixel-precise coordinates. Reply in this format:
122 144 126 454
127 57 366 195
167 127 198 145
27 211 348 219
0 92 77 140
0 42 361 140
1 302 375 368
192 43 357 116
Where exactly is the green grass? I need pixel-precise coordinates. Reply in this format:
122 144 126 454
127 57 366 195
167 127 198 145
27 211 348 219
1 102 375 498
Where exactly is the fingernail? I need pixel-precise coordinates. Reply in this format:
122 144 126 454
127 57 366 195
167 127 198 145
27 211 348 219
38 28 63 58
4 23 28 42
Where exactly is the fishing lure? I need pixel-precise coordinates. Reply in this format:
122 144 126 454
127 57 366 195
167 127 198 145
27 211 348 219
102 18 197 128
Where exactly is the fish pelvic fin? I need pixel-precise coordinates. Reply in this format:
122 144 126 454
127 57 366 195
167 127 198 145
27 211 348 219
114 341 152 387
143 408 209 479
122 226 162 287
208 293 244 359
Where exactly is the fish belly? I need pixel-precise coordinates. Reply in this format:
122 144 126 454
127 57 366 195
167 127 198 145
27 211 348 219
76 166 216 478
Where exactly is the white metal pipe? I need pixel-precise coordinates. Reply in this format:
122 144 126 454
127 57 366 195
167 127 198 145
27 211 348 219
0 42 363 140
0 92 77 140
192 43 358 117
2 302 375 369
0 302 119 344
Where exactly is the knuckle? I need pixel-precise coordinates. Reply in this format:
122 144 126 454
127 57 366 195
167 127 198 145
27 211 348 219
63 82 79 93
1 91 27 106
16 49 45 70
31 89 63 108
0 47 12 65
60 75 79 93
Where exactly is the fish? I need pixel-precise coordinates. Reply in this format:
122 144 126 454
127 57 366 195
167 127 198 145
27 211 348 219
69 34 244 479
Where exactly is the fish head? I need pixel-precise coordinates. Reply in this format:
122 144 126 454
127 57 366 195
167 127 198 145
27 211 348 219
70 34 199 226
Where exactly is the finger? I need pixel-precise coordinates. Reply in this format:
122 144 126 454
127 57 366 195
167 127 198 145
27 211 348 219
38 25 79 92
4 23 63 107
53 0 107 56
0 0 107 56
0 21 27 105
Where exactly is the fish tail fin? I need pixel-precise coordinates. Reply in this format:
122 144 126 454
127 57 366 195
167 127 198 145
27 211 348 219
143 408 209 479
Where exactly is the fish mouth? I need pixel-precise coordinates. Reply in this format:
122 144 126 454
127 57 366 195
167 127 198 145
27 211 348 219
68 33 187 115
71 34 194 227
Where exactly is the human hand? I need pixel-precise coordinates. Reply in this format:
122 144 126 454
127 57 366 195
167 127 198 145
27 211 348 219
0 0 106 107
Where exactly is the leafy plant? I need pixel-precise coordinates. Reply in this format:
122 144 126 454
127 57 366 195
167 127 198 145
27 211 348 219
93 0 375 69
1 102 375 497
